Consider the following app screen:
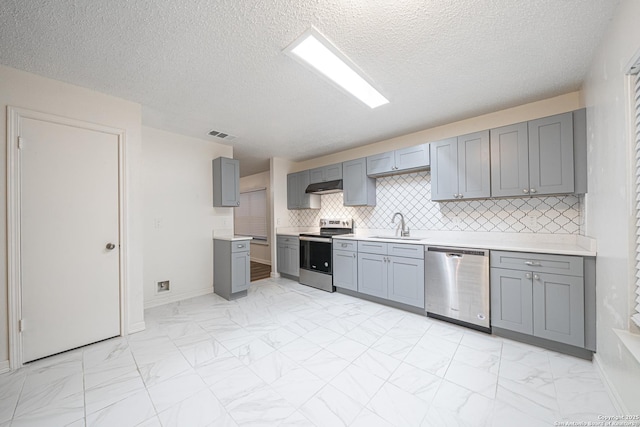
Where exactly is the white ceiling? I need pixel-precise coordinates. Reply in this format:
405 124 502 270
0 0 619 176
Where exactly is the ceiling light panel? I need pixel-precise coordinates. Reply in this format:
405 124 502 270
284 28 389 109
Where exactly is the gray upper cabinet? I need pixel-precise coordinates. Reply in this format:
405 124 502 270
491 111 579 197
212 157 240 207
343 158 376 206
431 131 490 201
367 144 430 177
287 171 320 210
309 163 343 184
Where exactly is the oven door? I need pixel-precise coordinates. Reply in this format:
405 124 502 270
300 236 332 274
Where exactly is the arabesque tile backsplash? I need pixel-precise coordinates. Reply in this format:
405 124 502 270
288 172 582 235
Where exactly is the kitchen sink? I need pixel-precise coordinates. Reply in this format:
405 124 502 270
369 236 424 241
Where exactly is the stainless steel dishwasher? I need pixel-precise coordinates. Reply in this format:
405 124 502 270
425 246 490 333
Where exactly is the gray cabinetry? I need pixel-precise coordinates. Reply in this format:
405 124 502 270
333 239 357 291
490 251 585 348
287 171 320 210
343 158 376 206
430 131 490 201
491 111 581 197
276 235 299 278
309 163 343 184
212 157 240 207
367 144 430 177
214 238 251 300
356 241 425 308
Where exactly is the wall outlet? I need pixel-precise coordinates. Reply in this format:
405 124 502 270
157 280 170 293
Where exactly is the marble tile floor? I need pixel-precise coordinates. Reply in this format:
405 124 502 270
0 277 617 427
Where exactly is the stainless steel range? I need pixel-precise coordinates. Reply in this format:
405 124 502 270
299 218 353 292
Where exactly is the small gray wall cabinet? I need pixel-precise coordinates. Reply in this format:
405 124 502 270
309 163 343 184
490 251 587 349
356 241 425 308
430 131 491 201
287 171 320 210
366 144 430 177
342 158 376 206
276 235 300 279
213 238 251 300
490 110 585 197
212 157 240 207
332 239 358 291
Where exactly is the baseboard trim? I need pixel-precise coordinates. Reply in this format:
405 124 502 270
250 258 271 266
128 321 146 335
0 360 9 374
144 287 213 309
593 353 629 414
270 272 281 278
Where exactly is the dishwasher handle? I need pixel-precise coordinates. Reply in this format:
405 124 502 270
446 253 463 258
427 246 488 257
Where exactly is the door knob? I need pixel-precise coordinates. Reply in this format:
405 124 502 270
106 243 116 250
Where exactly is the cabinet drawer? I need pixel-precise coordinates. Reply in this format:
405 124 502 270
333 239 357 252
490 251 583 277
277 235 299 246
387 243 424 260
231 241 251 252
357 241 387 255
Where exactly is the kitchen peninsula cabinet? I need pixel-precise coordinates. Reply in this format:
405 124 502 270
214 237 251 300
212 157 240 207
430 131 491 201
287 171 320 210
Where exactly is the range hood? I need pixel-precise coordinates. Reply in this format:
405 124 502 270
305 179 343 194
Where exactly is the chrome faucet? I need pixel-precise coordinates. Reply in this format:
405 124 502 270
391 212 410 237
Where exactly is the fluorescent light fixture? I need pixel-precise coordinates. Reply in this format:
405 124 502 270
284 28 389 109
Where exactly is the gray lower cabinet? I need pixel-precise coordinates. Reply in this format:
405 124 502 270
212 157 240 207
277 235 299 278
491 111 577 197
431 131 490 201
490 251 585 348
287 171 320 210
343 158 376 206
357 241 425 308
214 238 251 300
333 239 357 291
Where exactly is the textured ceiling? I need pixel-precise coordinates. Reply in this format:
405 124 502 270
0 0 619 176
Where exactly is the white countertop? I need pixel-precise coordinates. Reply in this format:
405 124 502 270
332 231 596 257
213 235 253 242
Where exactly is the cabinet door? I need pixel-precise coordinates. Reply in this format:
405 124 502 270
287 244 300 277
232 251 250 292
358 253 387 298
324 163 343 181
343 158 376 206
490 123 529 197
430 138 458 201
395 144 430 171
287 173 298 209
532 273 584 347
528 112 574 195
277 243 287 273
387 256 424 308
457 130 490 199
213 157 240 207
308 167 325 184
366 151 395 176
333 249 358 291
490 268 533 334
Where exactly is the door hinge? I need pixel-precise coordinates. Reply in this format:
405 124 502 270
17 137 24 149
18 319 24 332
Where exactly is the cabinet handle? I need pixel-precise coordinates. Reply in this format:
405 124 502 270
342 243 347 247
525 273 532 279
353 253 356 258
533 274 540 280
247 253 250 257
523 189 529 194
524 261 541 266
453 194 458 199
530 188 537 194
237 201 240 206
458 194 464 199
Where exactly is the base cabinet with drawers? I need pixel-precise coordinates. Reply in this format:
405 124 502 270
333 239 358 291
276 235 300 278
213 238 251 300
356 241 425 308
490 250 586 348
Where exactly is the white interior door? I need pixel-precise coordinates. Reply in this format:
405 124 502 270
20 116 121 363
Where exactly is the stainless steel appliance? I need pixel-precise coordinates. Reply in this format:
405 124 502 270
425 246 490 332
299 218 353 292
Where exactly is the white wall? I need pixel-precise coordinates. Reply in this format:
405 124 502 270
0 65 145 365
581 0 640 413
238 171 271 265
142 127 233 308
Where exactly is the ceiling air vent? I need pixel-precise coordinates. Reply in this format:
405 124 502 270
208 130 237 141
